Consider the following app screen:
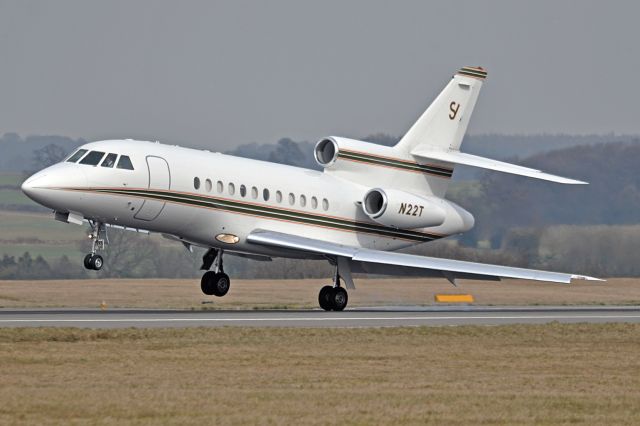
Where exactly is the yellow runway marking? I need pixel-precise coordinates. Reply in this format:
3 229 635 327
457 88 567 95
435 294 475 303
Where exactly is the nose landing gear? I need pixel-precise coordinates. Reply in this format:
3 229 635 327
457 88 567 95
83 221 107 271
84 253 104 271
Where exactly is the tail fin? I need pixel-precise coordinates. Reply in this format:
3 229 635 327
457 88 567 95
395 66 587 186
394 66 486 155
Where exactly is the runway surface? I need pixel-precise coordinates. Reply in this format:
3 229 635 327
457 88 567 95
1 306 640 328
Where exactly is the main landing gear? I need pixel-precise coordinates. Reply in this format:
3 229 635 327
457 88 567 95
318 264 350 311
200 248 231 297
84 221 107 271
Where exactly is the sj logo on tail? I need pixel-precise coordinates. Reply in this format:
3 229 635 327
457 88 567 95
449 101 460 120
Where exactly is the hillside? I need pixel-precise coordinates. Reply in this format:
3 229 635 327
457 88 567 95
3 131 637 174
452 141 640 246
0 133 84 172
2 134 640 278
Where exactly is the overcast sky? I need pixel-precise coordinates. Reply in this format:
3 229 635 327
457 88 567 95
1 1 638 150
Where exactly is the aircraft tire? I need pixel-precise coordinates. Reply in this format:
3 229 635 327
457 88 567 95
200 271 217 295
83 254 94 270
318 285 334 311
212 273 231 297
90 254 104 271
331 287 348 311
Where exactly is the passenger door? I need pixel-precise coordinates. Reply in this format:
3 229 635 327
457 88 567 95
134 156 171 221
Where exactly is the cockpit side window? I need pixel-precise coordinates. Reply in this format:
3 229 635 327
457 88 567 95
66 149 88 163
101 153 118 168
79 151 106 166
116 155 134 170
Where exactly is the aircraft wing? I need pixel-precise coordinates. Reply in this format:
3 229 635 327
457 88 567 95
411 149 587 185
247 230 601 284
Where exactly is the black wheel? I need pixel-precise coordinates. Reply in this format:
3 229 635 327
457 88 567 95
83 254 94 270
89 254 103 271
331 287 348 311
212 273 230 297
201 271 217 295
318 285 334 311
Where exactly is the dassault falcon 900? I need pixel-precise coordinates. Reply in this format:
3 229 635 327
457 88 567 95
21 66 599 310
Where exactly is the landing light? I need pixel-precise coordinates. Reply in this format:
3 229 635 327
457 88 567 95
216 234 240 244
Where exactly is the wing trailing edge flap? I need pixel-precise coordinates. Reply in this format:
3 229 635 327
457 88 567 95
246 230 602 284
411 149 588 185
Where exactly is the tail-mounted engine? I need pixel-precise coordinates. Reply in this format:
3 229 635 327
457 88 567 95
362 188 449 229
313 136 454 197
314 137 339 167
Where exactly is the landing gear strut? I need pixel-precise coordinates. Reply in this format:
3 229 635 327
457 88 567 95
200 249 231 297
84 221 107 271
318 264 349 311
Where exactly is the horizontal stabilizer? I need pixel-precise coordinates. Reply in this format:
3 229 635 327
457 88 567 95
412 150 587 185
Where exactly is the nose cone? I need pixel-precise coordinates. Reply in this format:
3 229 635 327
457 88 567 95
21 164 87 210
21 171 49 202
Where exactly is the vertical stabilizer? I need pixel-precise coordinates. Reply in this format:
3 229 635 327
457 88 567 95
394 66 486 155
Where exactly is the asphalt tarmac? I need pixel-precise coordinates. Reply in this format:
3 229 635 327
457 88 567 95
1 306 640 328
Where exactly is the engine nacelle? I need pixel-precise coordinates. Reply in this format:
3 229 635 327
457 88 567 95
314 137 340 167
362 188 448 229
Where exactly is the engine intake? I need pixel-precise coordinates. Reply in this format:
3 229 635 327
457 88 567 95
362 188 447 229
314 138 339 167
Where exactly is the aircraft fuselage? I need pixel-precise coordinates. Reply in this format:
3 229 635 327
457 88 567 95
22 139 473 259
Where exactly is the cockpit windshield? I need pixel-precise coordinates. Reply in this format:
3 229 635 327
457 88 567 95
101 153 118 168
79 151 106 166
66 149 135 171
116 155 134 170
66 149 88 163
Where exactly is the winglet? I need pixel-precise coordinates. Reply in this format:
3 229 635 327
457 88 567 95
571 275 606 282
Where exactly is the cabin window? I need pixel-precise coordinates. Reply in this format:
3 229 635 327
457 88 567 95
311 196 318 209
79 151 106 166
116 155 134 170
288 193 295 205
263 188 270 201
322 198 329 211
193 177 201 190
217 181 223 193
228 183 235 195
66 149 88 163
101 153 118 168
240 185 247 197
251 186 258 199
276 191 283 203
205 179 212 192
300 194 307 207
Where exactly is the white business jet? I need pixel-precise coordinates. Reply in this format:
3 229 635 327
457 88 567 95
21 66 599 310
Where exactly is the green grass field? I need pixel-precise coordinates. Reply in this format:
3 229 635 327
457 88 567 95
0 172 23 187
1 324 639 425
0 244 83 260
0 189 31 206
0 173 28 207
0 209 85 261
0 210 84 241
0 207 184 265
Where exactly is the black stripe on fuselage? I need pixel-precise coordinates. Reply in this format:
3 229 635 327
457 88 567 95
68 187 443 243
337 150 453 178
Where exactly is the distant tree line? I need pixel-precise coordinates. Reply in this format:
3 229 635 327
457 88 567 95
0 133 83 173
3 132 640 280
453 141 640 247
3 224 640 280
